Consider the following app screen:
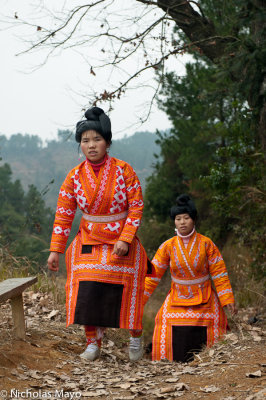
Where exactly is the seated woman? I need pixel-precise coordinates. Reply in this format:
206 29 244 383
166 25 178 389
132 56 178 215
144 194 237 362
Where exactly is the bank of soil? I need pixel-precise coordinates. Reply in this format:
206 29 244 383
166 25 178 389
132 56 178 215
0 291 265 399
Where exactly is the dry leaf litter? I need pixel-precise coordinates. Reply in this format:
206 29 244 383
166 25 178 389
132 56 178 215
0 291 265 399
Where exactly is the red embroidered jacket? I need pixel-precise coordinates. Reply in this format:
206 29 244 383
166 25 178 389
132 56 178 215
50 156 144 253
144 232 235 307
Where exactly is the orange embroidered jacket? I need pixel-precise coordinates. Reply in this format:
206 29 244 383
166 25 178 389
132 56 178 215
144 232 235 307
50 156 144 253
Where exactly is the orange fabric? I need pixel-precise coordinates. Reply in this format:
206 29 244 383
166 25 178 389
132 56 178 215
50 156 148 330
152 290 228 361
65 237 147 329
144 232 235 361
50 156 144 253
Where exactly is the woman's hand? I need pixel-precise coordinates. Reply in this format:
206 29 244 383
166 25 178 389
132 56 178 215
47 252 60 272
224 302 238 316
112 240 129 257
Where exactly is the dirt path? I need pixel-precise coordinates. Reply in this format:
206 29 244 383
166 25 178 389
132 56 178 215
0 292 265 400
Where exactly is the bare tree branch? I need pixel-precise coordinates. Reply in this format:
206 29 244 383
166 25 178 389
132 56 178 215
5 0 252 135
155 0 237 61
91 34 238 104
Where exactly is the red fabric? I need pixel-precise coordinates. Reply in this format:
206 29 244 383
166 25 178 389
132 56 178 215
50 155 144 253
87 154 107 177
84 325 103 347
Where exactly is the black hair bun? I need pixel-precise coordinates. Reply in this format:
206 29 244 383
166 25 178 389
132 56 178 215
75 106 112 144
170 193 197 221
85 107 104 120
176 194 191 206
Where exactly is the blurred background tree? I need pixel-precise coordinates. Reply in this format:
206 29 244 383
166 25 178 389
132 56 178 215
0 163 54 270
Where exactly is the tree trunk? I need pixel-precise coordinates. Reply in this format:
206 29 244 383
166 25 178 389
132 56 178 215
252 0 266 150
156 0 236 62
155 0 265 149
258 98 266 150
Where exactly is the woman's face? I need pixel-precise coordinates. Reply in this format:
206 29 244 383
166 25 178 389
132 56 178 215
175 213 194 236
80 130 109 164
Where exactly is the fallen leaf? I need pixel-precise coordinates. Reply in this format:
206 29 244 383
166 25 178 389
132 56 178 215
160 386 176 394
175 383 189 391
29 383 43 389
72 368 84 375
209 349 215 357
106 377 121 384
47 309 60 319
28 370 42 380
59 373 70 381
117 383 132 389
165 377 179 383
246 370 262 378
64 382 78 390
245 387 266 399
45 379 57 386
200 385 220 392
160 383 188 394
225 333 238 342
251 327 262 332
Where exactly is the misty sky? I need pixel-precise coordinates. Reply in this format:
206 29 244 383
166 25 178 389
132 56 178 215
1 1 187 143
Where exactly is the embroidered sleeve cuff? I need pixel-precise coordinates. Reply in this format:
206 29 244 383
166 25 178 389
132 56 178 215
49 244 65 254
119 232 134 244
218 291 235 307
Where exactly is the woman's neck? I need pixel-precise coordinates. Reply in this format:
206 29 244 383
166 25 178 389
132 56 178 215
87 154 108 177
175 226 195 239
87 153 108 166
175 227 195 248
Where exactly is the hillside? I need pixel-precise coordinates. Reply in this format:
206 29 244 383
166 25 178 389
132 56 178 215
0 130 160 209
0 288 265 399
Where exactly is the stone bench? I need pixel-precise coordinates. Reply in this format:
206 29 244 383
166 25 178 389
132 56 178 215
0 276 37 339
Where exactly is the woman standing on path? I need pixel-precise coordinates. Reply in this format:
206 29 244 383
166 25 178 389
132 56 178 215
48 107 151 362
144 194 237 362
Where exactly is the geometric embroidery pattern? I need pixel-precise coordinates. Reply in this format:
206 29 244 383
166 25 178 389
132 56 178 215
144 232 235 361
50 156 148 330
50 155 144 253
65 236 147 330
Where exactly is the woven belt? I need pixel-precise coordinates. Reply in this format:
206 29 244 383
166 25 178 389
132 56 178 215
172 274 210 286
82 211 128 223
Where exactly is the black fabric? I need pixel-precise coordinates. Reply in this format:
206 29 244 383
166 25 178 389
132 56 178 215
147 258 153 275
74 281 124 327
172 325 207 362
81 245 92 254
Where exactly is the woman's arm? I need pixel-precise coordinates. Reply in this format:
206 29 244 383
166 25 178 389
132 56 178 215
118 163 144 244
206 239 236 309
50 170 77 254
143 240 170 305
